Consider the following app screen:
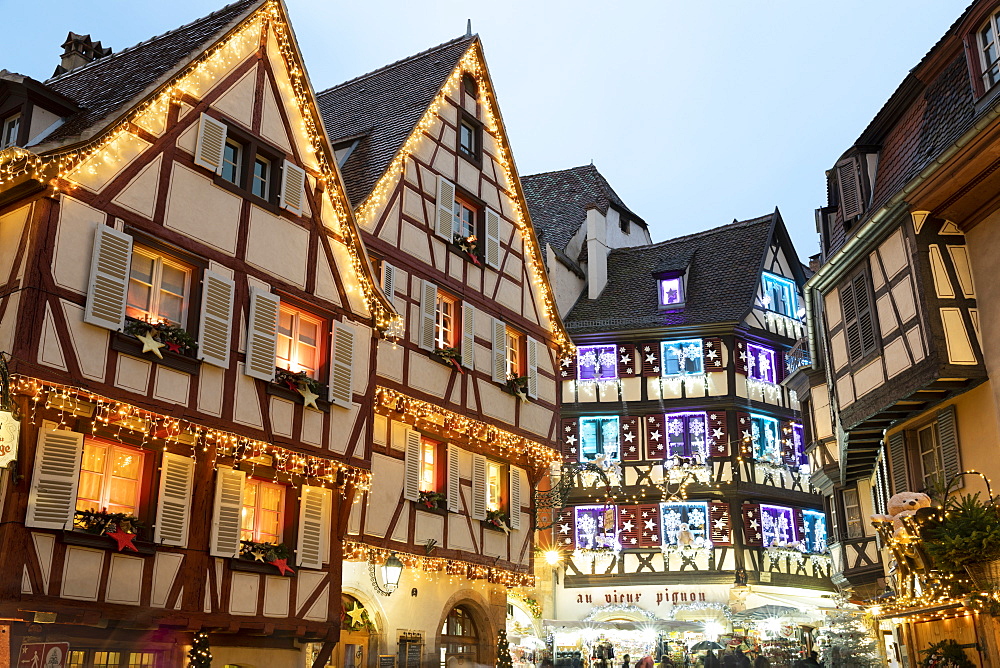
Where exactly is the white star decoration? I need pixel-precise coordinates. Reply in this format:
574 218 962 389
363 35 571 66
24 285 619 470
624 431 635 442
713 518 727 530
742 430 751 440
622 520 634 532
645 354 656 365
651 430 661 441
644 346 651 353
628 446 636 453
712 428 724 439
298 385 320 410
706 350 719 360
561 358 571 367
750 519 759 529
644 519 656 531
620 353 632 365
559 524 570 534
565 435 577 446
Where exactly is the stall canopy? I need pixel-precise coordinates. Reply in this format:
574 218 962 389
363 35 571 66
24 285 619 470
543 620 704 633
732 605 805 621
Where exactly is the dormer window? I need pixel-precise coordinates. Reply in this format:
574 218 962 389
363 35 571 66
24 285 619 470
659 276 684 308
979 9 1000 89
761 272 797 318
1 113 20 149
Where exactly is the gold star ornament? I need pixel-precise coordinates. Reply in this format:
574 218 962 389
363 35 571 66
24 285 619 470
135 330 166 359
346 600 367 627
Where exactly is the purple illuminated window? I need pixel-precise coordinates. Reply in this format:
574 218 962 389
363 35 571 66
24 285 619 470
659 277 684 307
665 412 708 460
577 345 617 381
746 343 777 383
793 423 807 465
760 504 797 547
574 505 618 550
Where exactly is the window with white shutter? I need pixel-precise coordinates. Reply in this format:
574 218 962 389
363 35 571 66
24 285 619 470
403 428 421 502
471 454 487 520
279 160 306 215
509 466 524 530
485 208 501 269
194 113 228 174
381 261 397 301
84 225 133 331
420 280 438 351
297 485 332 569
526 338 540 399
329 320 355 408
447 444 461 512
210 467 246 558
198 270 235 368
245 288 280 381
435 176 457 239
26 429 85 530
461 302 475 370
491 318 507 383
154 453 195 547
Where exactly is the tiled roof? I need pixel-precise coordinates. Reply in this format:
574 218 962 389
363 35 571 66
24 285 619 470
39 0 261 146
564 214 776 334
521 164 645 267
316 36 475 207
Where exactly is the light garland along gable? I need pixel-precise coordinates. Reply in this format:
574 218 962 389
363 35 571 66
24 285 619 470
14 376 371 494
344 540 535 588
0 1 400 340
351 42 573 359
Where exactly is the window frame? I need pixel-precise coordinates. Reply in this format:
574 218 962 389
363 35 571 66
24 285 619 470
1 112 21 149
750 413 781 464
276 302 326 380
574 504 618 550
576 344 617 381
579 415 620 462
240 477 286 545
664 411 708 462
841 488 864 540
435 290 459 350
761 272 798 318
210 124 285 212
978 9 1000 92
67 649 164 668
745 342 778 383
251 153 272 200
802 509 828 553
453 193 481 241
759 503 797 547
660 338 704 377
505 326 524 378
916 421 944 493
419 436 444 494
658 275 685 309
456 110 483 165
76 439 147 518
126 245 194 328
485 460 504 513
660 501 710 548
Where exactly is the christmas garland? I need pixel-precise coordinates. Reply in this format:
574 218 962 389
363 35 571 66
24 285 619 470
417 490 447 510
453 232 481 266
434 346 464 373
124 318 198 356
74 508 143 535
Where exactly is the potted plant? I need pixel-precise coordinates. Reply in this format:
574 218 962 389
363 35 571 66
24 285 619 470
920 493 1000 587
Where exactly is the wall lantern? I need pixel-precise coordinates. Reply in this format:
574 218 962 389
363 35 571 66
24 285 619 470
370 552 404 596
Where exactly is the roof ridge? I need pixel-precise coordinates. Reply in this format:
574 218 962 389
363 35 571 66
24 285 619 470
44 0 260 85
521 164 599 181
612 214 774 253
317 34 475 95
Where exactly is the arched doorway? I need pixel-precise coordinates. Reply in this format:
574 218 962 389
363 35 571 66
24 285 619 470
335 594 374 668
440 605 480 668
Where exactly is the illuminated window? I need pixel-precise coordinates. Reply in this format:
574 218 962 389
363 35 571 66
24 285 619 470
660 502 709 547
761 272 797 317
979 9 1000 89
579 416 619 462
221 138 242 185
803 509 828 553
1 113 20 149
251 154 271 199
453 196 477 239
577 344 616 381
750 414 781 464
420 437 439 492
93 653 123 668
665 412 708 461
505 328 523 378
76 441 144 516
792 423 808 466
574 505 617 549
241 478 285 544
659 277 683 307
486 461 503 512
277 305 322 379
435 292 458 349
746 343 777 383
661 339 703 376
126 248 192 326
760 504 796 547
66 650 160 668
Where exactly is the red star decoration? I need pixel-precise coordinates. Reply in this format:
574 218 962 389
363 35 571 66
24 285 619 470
165 341 184 354
269 558 295 576
106 528 138 552
285 379 300 391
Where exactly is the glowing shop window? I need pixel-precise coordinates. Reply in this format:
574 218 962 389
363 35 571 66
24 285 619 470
659 277 683 306
577 345 617 381
661 339 703 376
665 412 708 461
574 505 618 550
761 272 797 318
760 504 796 547
803 509 828 553
746 343 777 383
660 502 709 547
750 414 781 464
579 416 619 462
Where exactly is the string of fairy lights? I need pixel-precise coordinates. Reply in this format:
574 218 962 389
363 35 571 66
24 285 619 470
344 540 534 588
15 376 372 493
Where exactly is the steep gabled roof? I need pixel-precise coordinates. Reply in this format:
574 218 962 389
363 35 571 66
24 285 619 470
37 0 262 148
521 164 646 265
565 214 777 334
316 36 475 206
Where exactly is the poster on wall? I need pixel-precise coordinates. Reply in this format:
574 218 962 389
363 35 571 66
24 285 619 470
0 410 19 468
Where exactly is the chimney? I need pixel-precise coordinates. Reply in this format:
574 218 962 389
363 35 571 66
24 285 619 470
809 253 822 272
54 32 112 76
586 205 609 299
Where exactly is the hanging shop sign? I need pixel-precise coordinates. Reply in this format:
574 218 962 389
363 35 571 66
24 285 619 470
0 410 19 468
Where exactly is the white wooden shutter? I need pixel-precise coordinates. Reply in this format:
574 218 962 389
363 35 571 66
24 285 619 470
509 466 523 530
25 429 84 530
526 337 540 399
420 280 438 351
209 467 245 558
435 176 456 239
461 302 475 369
485 208 501 268
297 485 331 569
491 317 507 382
447 444 460 512
154 453 195 547
280 160 306 215
381 262 397 300
329 320 356 408
471 454 487 520
194 113 228 173
403 428 421 502
198 270 235 368
245 288 279 381
84 225 132 331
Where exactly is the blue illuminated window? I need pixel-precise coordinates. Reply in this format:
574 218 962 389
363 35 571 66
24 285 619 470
577 345 617 381
574 505 618 550
660 502 710 547
751 414 781 464
579 417 619 462
802 509 828 553
664 412 708 461
661 339 703 376
792 423 808 466
761 272 797 318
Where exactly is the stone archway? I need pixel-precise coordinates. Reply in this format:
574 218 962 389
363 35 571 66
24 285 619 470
435 589 500 668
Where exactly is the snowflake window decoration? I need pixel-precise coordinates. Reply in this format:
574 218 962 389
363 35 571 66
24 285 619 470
746 343 776 383
751 414 781 464
664 412 708 462
661 339 703 376
760 504 797 547
574 505 618 551
803 509 828 554
577 345 617 381
660 502 710 549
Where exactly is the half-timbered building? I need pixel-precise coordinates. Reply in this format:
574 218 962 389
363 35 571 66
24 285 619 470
523 166 833 661
0 2 397 666
797 0 1000 662
314 34 569 668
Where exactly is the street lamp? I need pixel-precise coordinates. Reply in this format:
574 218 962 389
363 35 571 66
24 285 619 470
370 552 404 596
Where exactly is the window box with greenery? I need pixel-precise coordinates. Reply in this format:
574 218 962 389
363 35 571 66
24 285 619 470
271 367 328 410
453 232 482 266
69 509 153 553
484 508 510 532
417 490 448 513
434 346 464 373
120 318 199 370
503 374 529 402
233 539 296 576
921 492 1000 587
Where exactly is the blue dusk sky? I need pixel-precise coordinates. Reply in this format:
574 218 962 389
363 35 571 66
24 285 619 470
4 0 970 261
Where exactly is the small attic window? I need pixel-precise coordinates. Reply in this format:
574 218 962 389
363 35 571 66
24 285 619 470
1 113 21 149
659 276 684 309
978 9 1000 90
619 216 630 234
462 73 478 97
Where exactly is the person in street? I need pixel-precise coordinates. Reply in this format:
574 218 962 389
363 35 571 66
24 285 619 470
752 654 769 668
621 654 630 668
636 653 655 668
800 651 822 667
703 651 720 668
721 651 737 668
732 649 750 668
